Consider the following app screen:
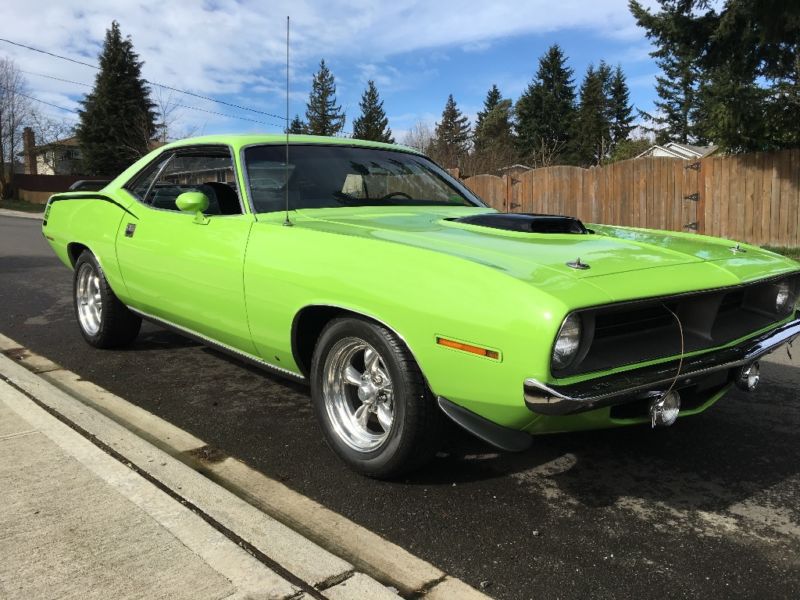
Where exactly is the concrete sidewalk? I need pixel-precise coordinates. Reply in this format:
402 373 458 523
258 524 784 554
0 353 403 600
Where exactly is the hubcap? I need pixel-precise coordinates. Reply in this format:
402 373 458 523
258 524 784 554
76 263 102 336
322 338 394 452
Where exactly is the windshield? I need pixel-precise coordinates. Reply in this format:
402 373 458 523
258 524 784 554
244 144 484 213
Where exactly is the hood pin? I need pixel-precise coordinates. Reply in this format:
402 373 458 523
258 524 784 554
730 243 746 254
566 257 590 270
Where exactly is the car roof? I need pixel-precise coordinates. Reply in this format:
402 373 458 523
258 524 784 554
158 134 422 155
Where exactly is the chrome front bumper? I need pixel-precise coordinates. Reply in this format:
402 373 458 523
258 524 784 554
524 318 800 416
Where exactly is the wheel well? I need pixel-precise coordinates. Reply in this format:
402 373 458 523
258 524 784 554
292 306 349 377
292 306 418 379
66 242 90 267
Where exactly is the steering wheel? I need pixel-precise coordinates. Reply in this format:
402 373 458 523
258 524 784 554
379 191 413 202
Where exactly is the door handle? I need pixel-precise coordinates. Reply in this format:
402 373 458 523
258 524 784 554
125 223 136 237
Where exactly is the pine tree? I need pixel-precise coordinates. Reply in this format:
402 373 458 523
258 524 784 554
515 44 576 166
352 80 393 143
474 84 502 133
573 64 612 166
608 65 634 148
305 59 345 136
287 114 307 134
77 21 157 175
473 87 516 173
429 94 470 169
630 0 800 151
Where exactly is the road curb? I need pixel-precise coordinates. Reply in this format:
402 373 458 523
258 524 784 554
0 208 44 220
0 333 490 599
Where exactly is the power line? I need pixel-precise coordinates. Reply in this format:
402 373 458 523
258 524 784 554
9 88 78 113
21 70 91 88
20 69 284 128
1 36 288 121
172 103 282 127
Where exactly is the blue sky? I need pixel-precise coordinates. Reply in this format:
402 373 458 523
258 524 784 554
3 0 660 142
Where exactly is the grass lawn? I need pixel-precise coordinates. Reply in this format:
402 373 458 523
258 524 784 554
762 246 800 261
0 198 46 213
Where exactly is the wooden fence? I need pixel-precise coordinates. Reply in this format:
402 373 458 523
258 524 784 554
462 149 800 247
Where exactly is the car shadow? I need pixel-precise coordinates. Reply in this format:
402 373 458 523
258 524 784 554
404 360 800 515
124 321 800 518
124 328 203 351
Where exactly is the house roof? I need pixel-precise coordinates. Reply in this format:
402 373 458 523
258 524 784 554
635 142 718 160
499 163 533 172
30 136 80 152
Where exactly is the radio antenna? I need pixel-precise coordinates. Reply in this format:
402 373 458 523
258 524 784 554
283 15 293 227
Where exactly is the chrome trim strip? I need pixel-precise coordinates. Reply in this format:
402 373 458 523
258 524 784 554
128 307 306 382
525 318 800 416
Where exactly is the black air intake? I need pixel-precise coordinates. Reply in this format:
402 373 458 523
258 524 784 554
451 213 588 234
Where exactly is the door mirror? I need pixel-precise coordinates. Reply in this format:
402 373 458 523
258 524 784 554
176 191 210 214
176 192 210 224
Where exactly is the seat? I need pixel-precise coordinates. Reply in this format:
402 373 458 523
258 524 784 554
204 182 241 215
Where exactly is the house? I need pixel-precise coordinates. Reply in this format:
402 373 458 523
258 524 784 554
498 163 533 176
21 127 82 176
636 142 718 160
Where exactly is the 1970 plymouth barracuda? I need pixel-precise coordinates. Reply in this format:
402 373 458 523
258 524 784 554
42 135 800 477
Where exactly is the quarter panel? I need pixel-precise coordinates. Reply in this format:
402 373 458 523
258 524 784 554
42 196 131 299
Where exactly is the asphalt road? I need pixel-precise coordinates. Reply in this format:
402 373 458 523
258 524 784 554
3 214 800 599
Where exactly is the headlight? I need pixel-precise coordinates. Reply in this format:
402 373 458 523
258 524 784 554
552 314 582 370
775 282 791 313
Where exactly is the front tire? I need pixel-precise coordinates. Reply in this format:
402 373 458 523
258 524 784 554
311 317 444 478
73 251 141 348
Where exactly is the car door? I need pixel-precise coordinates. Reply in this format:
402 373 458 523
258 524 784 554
116 145 257 355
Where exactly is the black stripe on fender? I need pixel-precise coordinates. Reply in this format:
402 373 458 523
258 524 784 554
48 193 139 219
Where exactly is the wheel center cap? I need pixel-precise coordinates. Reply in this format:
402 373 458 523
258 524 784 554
357 381 379 404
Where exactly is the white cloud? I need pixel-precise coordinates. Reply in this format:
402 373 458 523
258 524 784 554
2 0 651 133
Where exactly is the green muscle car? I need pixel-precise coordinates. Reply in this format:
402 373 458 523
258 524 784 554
42 135 800 477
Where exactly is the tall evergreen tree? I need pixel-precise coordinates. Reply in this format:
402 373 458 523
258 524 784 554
608 65 635 147
573 63 613 166
287 114 307 134
628 0 800 150
515 44 576 166
305 59 345 136
77 21 157 175
352 80 393 143
430 94 470 169
473 86 516 173
474 84 502 133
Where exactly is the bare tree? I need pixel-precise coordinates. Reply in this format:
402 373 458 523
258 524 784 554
152 89 199 143
0 58 32 198
402 120 434 154
28 111 76 174
528 138 567 169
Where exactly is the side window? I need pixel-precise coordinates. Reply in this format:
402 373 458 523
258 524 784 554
149 148 241 215
125 153 174 201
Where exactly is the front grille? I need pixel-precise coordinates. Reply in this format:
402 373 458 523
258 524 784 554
555 273 800 377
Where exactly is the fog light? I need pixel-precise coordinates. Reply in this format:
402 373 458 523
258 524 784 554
735 362 760 392
650 391 681 428
775 282 791 313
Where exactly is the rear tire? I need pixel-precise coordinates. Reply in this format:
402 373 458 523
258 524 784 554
310 317 444 478
73 251 141 348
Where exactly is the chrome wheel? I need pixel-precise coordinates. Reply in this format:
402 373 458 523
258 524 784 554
76 262 102 336
322 338 395 453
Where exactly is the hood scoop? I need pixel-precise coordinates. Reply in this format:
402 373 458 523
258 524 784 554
450 212 589 234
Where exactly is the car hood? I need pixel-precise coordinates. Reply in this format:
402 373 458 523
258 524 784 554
296 206 799 302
